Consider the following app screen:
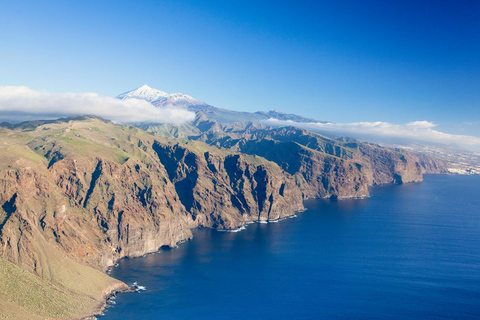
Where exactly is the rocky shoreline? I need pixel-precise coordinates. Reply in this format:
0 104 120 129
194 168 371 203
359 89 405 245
0 117 446 319
85 282 131 320
87 203 307 319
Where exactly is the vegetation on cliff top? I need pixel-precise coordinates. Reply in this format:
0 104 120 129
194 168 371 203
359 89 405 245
0 116 445 319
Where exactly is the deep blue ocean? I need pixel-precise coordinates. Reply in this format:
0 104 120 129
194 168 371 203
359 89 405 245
101 175 480 319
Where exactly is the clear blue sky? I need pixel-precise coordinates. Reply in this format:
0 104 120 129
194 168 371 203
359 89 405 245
1 0 479 135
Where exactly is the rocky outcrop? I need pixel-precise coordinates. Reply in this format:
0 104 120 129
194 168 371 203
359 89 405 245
153 141 304 228
49 157 194 268
232 139 369 199
0 118 304 277
0 165 128 319
0 160 192 270
173 124 446 199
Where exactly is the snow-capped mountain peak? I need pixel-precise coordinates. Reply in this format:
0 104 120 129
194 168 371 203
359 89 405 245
117 85 206 107
116 85 168 103
153 92 206 107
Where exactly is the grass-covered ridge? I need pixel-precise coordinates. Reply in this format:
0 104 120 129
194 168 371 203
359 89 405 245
0 117 160 168
0 118 146 319
0 254 124 320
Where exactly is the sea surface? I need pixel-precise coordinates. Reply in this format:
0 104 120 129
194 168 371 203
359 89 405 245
101 175 480 319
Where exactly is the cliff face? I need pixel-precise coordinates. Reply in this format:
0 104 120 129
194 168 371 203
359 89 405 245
0 116 446 319
0 118 304 276
0 161 127 319
0 135 191 275
0 117 445 273
48 157 193 268
169 122 445 199
153 141 304 228
232 139 370 199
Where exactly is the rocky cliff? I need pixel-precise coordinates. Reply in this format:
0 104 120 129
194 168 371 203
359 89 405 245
152 140 303 228
155 118 446 199
1 118 305 272
0 116 446 319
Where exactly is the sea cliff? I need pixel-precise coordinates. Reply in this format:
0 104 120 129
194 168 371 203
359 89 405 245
0 117 445 319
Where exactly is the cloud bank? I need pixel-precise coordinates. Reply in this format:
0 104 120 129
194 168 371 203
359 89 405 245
267 118 480 151
0 86 195 123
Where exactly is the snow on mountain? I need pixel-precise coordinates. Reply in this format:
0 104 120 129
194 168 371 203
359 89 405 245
153 92 206 107
117 85 206 107
115 85 321 124
116 85 168 103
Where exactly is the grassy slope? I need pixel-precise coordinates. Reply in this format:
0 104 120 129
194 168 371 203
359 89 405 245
0 254 123 320
0 119 133 319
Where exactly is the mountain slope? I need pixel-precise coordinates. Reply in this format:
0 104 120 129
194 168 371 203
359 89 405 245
117 85 321 123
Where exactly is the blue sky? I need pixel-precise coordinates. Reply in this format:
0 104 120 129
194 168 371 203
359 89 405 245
1 0 479 136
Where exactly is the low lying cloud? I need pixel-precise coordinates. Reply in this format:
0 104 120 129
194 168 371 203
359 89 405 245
0 86 195 123
267 118 480 152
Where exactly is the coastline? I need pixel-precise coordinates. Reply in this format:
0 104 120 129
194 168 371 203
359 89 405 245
85 176 457 318
94 206 307 318
92 188 374 318
83 282 131 320
94 175 480 319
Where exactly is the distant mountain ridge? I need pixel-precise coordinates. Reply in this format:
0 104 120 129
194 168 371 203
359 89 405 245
116 85 322 124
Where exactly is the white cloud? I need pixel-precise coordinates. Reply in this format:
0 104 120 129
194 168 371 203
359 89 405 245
0 86 195 123
266 118 480 151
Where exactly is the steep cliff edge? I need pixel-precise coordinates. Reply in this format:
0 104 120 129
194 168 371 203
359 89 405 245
0 118 304 319
152 140 303 228
0 117 446 319
163 121 446 199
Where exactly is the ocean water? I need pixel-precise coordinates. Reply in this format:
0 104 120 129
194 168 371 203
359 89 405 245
101 175 480 319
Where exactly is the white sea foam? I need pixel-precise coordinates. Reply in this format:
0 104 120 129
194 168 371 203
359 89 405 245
217 225 247 233
267 214 299 223
132 281 147 292
229 226 246 232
